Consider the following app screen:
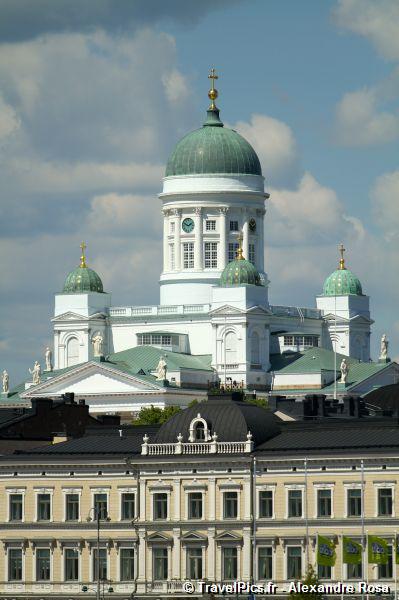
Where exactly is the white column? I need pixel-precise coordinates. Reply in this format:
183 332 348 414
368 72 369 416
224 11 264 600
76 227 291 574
219 207 227 270
207 527 216 580
242 210 249 259
139 479 146 521
243 478 251 520
173 209 182 271
173 479 180 521
194 207 203 270
172 528 181 579
257 208 265 271
242 528 251 579
208 477 216 520
163 209 169 272
137 528 146 582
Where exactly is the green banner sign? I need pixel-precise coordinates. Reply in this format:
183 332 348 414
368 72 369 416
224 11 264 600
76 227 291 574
368 536 388 565
343 536 363 564
317 535 336 566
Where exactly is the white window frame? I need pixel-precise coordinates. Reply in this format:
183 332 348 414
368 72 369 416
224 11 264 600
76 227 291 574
374 482 395 518
7 547 25 582
118 488 137 521
90 488 110 519
256 485 276 519
62 488 82 522
285 485 305 519
169 243 175 271
34 488 54 523
89 546 110 583
313 483 334 519
344 483 363 518
205 220 216 231
182 242 194 269
221 490 240 520
118 546 136 582
185 545 205 580
149 487 172 522
204 241 218 269
33 546 53 583
257 545 274 580
248 242 256 265
221 545 240 580
6 488 26 523
185 490 205 521
152 546 170 581
285 544 304 581
62 546 81 582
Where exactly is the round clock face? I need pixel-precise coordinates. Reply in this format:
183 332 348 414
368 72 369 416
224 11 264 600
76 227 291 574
249 218 257 232
182 218 195 233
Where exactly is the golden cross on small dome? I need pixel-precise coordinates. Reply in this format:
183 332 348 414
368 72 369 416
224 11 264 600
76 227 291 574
208 67 219 110
80 241 87 268
237 232 244 260
338 242 346 270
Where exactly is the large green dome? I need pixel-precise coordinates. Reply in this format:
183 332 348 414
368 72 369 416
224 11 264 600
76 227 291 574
63 245 104 293
323 268 363 296
165 108 262 177
220 251 262 287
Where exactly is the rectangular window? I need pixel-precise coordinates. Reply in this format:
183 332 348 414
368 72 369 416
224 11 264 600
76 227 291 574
36 548 51 581
288 489 303 518
378 488 393 516
187 547 202 579
169 244 175 270
94 493 108 519
93 548 107 581
153 493 168 520
223 491 238 519
8 549 22 581
229 220 239 231
259 490 273 518
347 562 362 579
169 221 175 234
206 220 216 231
183 242 194 269
317 489 332 517
204 242 218 268
9 494 23 521
153 548 168 580
120 548 135 581
121 493 135 520
139 333 151 345
37 493 51 521
318 564 332 579
347 489 362 517
248 242 255 265
284 335 294 346
223 547 237 580
378 545 393 579
188 492 203 519
65 494 79 521
64 549 79 581
287 546 302 580
228 242 239 262
258 547 272 579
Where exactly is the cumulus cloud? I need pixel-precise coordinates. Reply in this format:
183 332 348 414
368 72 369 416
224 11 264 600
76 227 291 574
234 114 300 186
371 169 399 241
335 87 399 146
333 0 399 62
0 96 20 141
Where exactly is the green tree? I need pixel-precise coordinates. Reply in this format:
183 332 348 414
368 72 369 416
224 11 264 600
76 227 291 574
290 565 323 600
246 396 268 409
132 405 181 425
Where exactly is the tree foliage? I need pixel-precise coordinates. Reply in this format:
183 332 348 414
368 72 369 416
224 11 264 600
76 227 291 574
132 405 181 425
290 565 323 600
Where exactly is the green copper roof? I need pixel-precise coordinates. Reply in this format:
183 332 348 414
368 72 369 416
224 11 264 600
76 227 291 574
323 268 363 296
63 266 104 293
220 256 262 287
165 108 262 177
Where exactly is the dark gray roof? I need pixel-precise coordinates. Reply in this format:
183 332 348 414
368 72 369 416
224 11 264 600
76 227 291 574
364 383 399 413
154 394 280 445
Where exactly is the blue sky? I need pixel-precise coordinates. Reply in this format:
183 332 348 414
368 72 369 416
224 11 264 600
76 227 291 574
1 0 399 382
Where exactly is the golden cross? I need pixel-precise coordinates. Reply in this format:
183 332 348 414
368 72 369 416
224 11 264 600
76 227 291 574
237 232 244 260
338 242 345 270
208 68 219 110
208 68 218 89
80 241 87 268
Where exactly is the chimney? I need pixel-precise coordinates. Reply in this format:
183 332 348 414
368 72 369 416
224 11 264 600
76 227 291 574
62 392 75 404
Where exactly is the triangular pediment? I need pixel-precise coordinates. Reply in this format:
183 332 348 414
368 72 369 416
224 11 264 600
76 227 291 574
52 311 106 323
209 304 244 316
181 531 208 542
147 532 172 543
215 531 242 541
20 361 163 398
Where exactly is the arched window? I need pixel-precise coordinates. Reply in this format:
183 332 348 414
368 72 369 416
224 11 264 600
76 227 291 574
195 421 205 441
66 337 79 366
225 332 238 364
251 331 260 365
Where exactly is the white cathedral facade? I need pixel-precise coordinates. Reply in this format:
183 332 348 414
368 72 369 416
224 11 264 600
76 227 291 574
8 75 397 416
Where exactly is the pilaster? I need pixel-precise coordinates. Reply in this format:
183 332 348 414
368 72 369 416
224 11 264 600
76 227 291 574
219 207 228 270
173 209 182 271
194 207 203 270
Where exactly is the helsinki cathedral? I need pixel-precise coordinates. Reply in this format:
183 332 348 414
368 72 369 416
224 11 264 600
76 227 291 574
6 72 398 415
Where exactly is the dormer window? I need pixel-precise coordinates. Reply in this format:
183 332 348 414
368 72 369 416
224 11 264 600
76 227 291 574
188 414 211 442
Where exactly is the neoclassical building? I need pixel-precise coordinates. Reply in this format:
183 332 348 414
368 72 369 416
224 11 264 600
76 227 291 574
0 393 398 598
3 72 398 415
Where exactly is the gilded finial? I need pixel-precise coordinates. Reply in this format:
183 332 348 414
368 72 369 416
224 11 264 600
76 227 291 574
80 241 87 268
208 67 219 110
338 243 346 270
236 232 244 260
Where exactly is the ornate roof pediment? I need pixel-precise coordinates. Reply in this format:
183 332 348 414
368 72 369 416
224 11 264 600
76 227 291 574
181 531 208 542
51 311 106 323
147 532 172 543
215 531 243 541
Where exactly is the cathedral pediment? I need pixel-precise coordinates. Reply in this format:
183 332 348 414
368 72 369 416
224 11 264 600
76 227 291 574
209 304 244 315
52 311 106 322
20 361 163 399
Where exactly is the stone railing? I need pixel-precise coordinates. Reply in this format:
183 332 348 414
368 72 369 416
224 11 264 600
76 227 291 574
109 304 210 318
142 433 253 455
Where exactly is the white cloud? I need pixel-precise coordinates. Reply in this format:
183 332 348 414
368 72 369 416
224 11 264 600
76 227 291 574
335 87 399 146
371 169 399 241
0 96 20 140
334 0 399 62
234 114 299 186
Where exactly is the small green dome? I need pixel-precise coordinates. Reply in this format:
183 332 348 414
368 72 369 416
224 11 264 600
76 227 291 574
323 268 363 296
220 253 262 287
165 108 262 177
62 244 104 293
